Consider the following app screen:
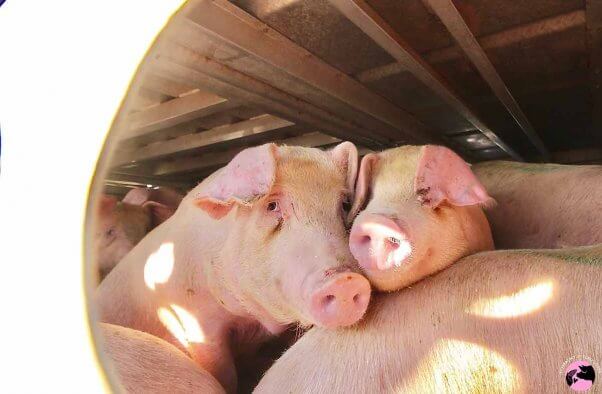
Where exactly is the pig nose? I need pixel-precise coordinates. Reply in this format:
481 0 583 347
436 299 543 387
309 272 370 329
349 213 412 271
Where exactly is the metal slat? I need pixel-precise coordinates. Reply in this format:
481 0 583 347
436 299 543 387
356 10 585 83
422 0 550 160
152 43 388 150
328 0 523 161
181 0 439 144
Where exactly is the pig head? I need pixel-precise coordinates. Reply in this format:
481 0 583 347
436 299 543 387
348 145 494 291
190 142 370 330
94 187 183 279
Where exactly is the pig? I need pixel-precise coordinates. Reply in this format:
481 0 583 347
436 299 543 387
348 145 494 291
94 187 184 280
256 244 602 393
472 160 602 249
98 323 225 394
94 142 371 393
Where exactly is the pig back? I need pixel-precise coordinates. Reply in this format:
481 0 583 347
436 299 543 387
98 323 225 394
473 161 602 249
256 245 602 393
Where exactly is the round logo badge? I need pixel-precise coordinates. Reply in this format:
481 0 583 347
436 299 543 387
565 360 596 392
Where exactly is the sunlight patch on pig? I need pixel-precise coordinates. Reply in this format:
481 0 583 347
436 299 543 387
157 304 205 348
467 280 554 318
144 242 175 290
364 222 412 267
401 339 519 393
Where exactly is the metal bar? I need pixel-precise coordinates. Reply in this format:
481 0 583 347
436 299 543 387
357 10 585 83
154 131 342 175
422 0 549 159
586 0 602 141
124 90 235 140
181 0 438 144
143 74 197 98
105 173 191 190
328 0 523 161
152 42 388 150
113 114 296 166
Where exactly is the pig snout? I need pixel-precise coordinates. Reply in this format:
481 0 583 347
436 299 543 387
349 213 412 271
309 272 370 329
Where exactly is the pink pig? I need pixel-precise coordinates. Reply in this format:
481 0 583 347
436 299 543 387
473 160 602 249
94 187 184 280
98 323 225 394
347 145 494 291
256 245 602 393
94 142 371 393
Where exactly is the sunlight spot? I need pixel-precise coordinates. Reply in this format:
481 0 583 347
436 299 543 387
157 307 189 348
170 304 205 344
467 281 554 318
157 304 205 348
401 339 519 393
144 242 175 290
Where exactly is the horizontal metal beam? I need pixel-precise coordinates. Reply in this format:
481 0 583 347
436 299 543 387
422 0 549 160
152 42 388 150
143 74 197 98
113 114 295 166
154 131 341 175
105 173 191 190
356 10 585 83
181 0 438 144
329 0 523 161
123 89 235 140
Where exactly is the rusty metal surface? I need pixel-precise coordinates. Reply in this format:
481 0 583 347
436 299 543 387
423 0 549 159
328 0 523 160
104 0 598 192
230 0 395 75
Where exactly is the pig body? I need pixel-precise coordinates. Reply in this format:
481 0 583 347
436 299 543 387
348 145 494 291
256 245 602 393
98 323 225 394
95 143 371 393
473 161 602 249
94 187 184 279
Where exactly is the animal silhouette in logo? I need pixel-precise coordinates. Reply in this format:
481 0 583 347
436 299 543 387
565 361 595 392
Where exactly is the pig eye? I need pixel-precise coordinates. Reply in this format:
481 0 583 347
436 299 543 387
105 227 116 238
342 197 352 213
266 201 280 213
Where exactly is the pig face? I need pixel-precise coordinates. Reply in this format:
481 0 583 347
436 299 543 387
94 190 181 279
348 145 494 291
195 143 371 330
94 196 152 277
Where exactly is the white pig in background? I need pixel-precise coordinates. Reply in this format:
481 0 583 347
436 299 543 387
256 245 602 394
94 143 371 393
348 145 494 291
473 160 602 249
98 323 225 394
94 187 184 280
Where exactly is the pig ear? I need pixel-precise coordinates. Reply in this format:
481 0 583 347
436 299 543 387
329 142 359 198
122 187 152 206
414 145 493 208
142 201 177 227
97 195 118 215
195 143 277 220
348 153 379 224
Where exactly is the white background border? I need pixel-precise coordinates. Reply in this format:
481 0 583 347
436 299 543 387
0 1 185 391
